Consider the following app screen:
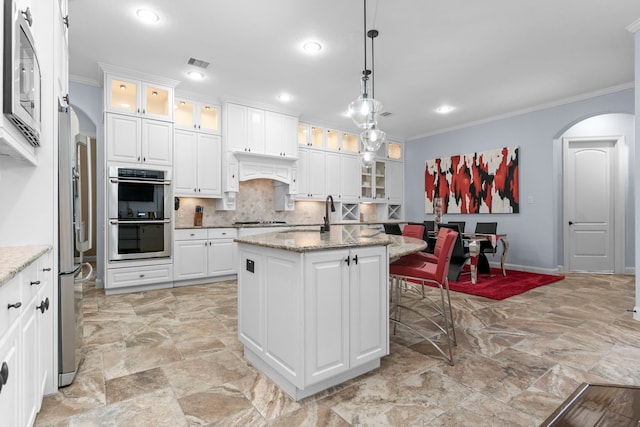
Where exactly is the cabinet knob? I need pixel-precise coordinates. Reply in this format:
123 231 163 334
232 174 235 179
42 267 51 272
139 274 145 278
194 188 197 192
138 156 141 161
142 109 146 114
7 302 21 310
143 157 146 162
30 280 41 286
194 124 197 129
37 298 50 314
137 108 141 114
1 361 8 387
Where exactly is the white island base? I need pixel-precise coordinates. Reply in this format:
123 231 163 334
235 226 390 401
244 347 380 401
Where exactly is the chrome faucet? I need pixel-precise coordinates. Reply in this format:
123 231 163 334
322 195 335 233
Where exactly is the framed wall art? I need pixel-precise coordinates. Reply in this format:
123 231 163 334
425 146 519 214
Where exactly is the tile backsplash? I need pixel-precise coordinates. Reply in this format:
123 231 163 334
175 179 355 228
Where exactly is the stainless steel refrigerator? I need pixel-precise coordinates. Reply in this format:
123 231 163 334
58 103 92 387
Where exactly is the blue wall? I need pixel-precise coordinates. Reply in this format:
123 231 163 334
405 89 634 272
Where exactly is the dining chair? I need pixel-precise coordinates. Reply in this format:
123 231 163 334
423 220 436 253
437 223 470 281
383 224 402 235
402 223 425 240
389 228 458 365
447 221 466 233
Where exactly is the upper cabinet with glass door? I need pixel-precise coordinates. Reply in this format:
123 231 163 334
298 123 324 149
103 70 177 122
174 98 220 134
387 141 403 160
325 130 359 153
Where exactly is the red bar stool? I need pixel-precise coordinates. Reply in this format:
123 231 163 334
389 228 458 365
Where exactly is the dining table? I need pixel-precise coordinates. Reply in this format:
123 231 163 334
462 232 509 284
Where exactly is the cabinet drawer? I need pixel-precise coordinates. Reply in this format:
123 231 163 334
107 264 173 289
174 228 208 240
209 228 238 239
0 277 22 337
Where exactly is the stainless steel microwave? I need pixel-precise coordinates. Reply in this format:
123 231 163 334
3 0 41 146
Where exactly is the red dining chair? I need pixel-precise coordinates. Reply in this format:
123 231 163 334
389 228 458 365
402 223 425 240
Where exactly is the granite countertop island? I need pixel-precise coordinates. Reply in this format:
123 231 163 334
234 224 426 259
235 224 425 401
0 245 52 286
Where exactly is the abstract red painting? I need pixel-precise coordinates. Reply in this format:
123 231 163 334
425 146 519 214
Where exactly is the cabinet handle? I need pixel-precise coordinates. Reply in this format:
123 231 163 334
198 189 201 192
345 256 350 266
30 280 41 286
137 156 141 161
42 267 51 272
137 108 141 114
1 361 8 387
194 188 197 192
142 109 146 114
222 232 227 235
352 255 359 265
194 124 197 129
139 274 145 278
7 302 22 310
37 298 50 314
143 157 146 162
232 174 235 179
198 125 201 129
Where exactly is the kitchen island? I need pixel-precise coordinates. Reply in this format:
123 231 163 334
235 225 392 400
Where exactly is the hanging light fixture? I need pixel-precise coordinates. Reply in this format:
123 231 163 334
348 0 387 159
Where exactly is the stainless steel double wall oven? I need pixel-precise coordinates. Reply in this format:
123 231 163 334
108 166 172 261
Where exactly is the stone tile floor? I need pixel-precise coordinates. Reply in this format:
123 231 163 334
35 273 640 426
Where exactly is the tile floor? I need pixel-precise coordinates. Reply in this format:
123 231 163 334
35 273 639 426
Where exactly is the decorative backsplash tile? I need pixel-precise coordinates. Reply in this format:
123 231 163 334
174 179 357 228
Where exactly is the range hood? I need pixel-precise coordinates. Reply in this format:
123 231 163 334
234 151 296 185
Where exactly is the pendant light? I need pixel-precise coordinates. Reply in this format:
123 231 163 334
348 0 387 162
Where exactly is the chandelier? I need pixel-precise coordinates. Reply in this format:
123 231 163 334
347 0 386 166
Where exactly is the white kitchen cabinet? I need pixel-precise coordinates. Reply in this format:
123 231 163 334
297 147 325 199
264 111 298 158
106 113 173 166
0 322 20 427
387 141 403 160
173 230 208 281
55 0 69 104
340 154 361 201
174 98 220 134
106 263 174 291
225 104 264 153
174 130 221 198
304 246 387 384
386 160 404 203
237 243 388 400
105 74 174 122
208 229 238 276
324 151 341 198
225 103 297 158
0 249 54 427
173 228 238 282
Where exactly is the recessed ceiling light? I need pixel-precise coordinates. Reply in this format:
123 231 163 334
136 9 159 24
302 41 322 53
277 93 292 102
186 70 204 80
436 105 455 114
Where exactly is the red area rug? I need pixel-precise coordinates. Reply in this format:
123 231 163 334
446 267 565 300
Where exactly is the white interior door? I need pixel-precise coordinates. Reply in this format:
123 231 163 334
564 139 616 272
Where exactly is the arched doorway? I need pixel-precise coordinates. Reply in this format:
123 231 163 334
557 113 634 273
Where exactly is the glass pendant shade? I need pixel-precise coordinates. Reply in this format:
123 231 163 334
348 77 383 129
360 126 386 152
360 150 375 168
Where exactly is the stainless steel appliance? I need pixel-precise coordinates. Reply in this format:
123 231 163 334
107 166 171 261
58 104 92 387
3 0 41 146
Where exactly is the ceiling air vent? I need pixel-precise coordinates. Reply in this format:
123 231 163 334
187 58 210 69
380 111 393 117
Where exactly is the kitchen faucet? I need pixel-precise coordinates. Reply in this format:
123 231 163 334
322 195 335 233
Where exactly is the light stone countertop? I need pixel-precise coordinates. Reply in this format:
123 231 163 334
176 220 406 230
0 245 52 287
234 225 426 258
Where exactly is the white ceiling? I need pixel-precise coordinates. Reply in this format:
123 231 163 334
68 0 640 141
